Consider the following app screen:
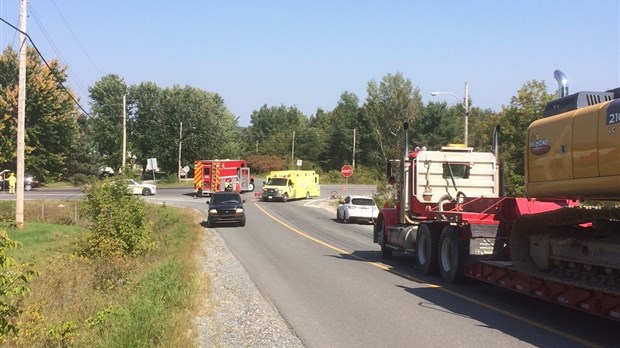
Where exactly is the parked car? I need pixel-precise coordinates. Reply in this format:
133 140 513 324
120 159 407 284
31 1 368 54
24 176 40 191
336 195 379 223
127 179 156 195
206 191 246 227
0 171 40 191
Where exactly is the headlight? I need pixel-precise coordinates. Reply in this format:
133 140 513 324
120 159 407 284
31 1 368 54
235 208 244 214
208 209 217 214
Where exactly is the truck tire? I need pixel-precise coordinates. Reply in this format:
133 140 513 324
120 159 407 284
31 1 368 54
438 226 465 283
416 224 438 275
239 216 246 227
248 182 255 192
377 220 392 259
282 193 289 202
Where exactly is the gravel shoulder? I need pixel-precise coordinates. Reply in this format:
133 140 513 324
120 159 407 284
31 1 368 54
194 210 304 348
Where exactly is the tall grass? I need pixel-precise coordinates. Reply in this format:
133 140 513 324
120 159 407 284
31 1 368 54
1 203 206 347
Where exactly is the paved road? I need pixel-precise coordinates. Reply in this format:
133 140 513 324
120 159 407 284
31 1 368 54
9 185 620 347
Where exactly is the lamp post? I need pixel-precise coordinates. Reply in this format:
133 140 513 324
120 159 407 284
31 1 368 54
431 82 469 147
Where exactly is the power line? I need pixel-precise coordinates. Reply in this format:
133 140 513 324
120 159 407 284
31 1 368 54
0 16 91 117
50 0 103 76
27 4 89 98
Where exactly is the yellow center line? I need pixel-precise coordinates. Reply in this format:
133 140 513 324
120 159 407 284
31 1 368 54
254 202 603 348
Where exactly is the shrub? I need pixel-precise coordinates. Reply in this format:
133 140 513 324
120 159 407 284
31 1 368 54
244 154 287 173
0 230 36 337
79 176 155 258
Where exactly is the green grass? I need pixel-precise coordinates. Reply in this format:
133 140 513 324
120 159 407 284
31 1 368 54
6 223 87 264
0 203 205 347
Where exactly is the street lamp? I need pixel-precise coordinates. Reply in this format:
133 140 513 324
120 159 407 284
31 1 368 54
431 82 469 147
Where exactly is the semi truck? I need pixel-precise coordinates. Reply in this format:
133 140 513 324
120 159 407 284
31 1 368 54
261 170 320 202
373 71 620 321
194 159 254 197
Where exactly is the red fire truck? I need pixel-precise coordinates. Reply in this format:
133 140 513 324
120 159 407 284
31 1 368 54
193 159 254 197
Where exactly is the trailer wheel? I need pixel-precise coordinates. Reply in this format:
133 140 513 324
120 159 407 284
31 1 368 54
438 226 465 283
377 220 392 259
416 224 438 275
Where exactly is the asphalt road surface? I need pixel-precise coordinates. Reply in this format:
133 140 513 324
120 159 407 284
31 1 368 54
8 184 620 347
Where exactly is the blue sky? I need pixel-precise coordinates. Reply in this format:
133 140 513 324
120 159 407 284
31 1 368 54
1 1 619 127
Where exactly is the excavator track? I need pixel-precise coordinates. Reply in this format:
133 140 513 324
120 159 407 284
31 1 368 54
510 205 620 296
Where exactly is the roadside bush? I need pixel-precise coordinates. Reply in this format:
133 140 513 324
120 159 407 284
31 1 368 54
373 180 397 209
320 165 381 184
79 176 155 258
0 230 36 337
245 154 287 173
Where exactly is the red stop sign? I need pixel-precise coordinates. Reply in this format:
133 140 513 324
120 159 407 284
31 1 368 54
341 165 353 178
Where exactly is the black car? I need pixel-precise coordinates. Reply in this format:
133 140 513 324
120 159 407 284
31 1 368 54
0 174 40 191
206 192 246 227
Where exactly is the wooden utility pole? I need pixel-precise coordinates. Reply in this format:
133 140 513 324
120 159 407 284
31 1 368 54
121 95 127 172
352 128 356 169
291 130 295 168
15 0 27 228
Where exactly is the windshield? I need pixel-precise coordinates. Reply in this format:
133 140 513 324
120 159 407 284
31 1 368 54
351 198 375 206
267 178 288 186
212 193 241 204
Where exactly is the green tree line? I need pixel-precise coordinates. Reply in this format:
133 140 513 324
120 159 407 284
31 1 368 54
0 44 556 195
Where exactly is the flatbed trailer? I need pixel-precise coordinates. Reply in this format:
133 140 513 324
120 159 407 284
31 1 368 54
466 261 620 321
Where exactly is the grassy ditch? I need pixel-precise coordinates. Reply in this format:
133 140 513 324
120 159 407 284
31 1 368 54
1 203 207 347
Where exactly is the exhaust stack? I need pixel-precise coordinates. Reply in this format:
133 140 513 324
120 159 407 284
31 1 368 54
554 70 569 98
400 122 410 225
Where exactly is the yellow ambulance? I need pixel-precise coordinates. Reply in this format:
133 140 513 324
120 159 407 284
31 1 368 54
261 170 320 202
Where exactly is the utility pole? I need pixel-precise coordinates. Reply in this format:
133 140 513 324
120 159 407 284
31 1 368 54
178 121 182 181
352 128 356 169
121 95 127 172
15 0 27 228
464 82 469 147
291 130 295 168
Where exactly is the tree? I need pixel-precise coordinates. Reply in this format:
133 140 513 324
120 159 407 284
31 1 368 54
127 82 163 173
155 86 240 173
245 105 308 158
498 80 554 196
359 72 423 168
466 106 500 152
0 46 79 181
88 74 128 172
320 92 359 169
411 102 461 150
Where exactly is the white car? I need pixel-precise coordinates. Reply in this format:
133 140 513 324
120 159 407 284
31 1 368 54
336 195 379 223
128 179 157 196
